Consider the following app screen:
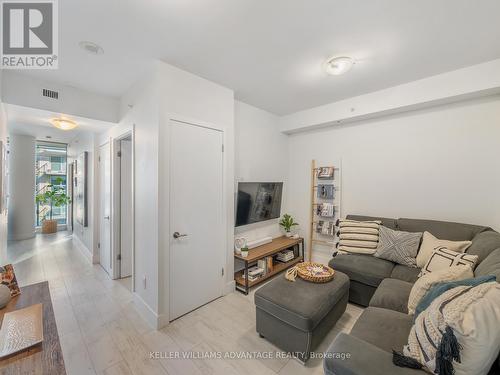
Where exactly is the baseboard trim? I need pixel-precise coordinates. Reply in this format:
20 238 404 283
224 280 235 295
132 293 168 329
72 234 92 262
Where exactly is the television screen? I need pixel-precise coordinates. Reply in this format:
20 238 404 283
235 182 283 227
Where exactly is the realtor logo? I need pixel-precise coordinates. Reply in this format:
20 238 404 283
1 0 58 69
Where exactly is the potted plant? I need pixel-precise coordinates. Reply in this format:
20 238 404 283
279 214 299 237
36 177 71 234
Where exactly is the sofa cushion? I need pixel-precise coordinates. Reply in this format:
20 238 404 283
414 275 496 320
338 219 381 254
474 248 500 281
419 247 478 276
397 218 489 241
407 264 474 315
347 214 398 230
374 226 422 267
390 265 421 283
467 230 500 264
329 253 394 288
350 307 413 353
369 278 413 313
416 231 471 268
254 272 349 331
404 283 500 375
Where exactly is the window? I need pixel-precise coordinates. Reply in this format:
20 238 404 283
35 142 68 226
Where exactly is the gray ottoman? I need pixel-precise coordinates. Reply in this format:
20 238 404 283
254 271 349 362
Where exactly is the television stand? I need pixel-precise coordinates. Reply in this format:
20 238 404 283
234 236 304 295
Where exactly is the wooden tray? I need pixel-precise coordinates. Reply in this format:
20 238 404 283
296 262 335 283
0 303 43 358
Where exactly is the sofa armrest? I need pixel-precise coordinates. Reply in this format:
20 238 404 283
323 333 423 375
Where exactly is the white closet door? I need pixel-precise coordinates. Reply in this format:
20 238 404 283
169 120 224 320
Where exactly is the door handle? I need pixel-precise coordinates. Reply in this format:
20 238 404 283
173 232 188 239
104 216 110 220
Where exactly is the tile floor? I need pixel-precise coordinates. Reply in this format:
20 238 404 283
3 232 363 375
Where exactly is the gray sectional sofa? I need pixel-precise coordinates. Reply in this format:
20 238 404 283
324 215 500 375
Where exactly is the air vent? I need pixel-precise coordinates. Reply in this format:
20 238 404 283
42 88 59 99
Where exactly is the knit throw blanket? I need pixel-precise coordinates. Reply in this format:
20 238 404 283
394 282 499 375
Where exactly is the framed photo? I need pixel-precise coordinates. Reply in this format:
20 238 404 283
0 264 21 297
317 167 334 179
0 141 7 213
74 152 88 227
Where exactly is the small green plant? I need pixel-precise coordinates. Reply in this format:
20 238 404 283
279 214 299 233
35 177 71 221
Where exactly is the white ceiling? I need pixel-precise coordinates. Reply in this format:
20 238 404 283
16 0 500 115
6 104 115 143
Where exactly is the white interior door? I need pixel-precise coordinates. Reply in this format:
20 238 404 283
99 142 112 275
170 120 224 320
120 139 133 278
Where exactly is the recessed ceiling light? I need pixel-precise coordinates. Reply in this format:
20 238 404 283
51 118 78 131
79 41 104 55
325 56 354 76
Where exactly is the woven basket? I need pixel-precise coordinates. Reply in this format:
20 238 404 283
286 262 335 283
42 219 58 234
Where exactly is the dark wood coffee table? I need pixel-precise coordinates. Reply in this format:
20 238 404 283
0 281 66 374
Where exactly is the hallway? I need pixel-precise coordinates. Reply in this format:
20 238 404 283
4 233 153 375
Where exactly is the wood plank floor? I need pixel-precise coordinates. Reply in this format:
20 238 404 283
2 232 363 375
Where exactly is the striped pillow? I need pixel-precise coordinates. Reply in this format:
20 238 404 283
337 219 381 254
419 247 479 277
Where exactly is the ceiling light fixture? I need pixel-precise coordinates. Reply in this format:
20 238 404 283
51 118 78 131
325 56 354 76
79 41 104 55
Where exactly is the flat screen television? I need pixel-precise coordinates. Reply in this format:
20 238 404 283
235 182 283 227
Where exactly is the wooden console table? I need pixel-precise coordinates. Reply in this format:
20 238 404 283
0 281 66 374
234 236 304 294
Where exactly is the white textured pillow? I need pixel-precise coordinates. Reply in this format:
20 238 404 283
420 247 478 277
407 264 473 315
416 231 472 268
404 283 500 375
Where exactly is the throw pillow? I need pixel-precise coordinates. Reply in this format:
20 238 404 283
337 219 381 255
416 231 472 268
419 247 479 277
374 226 422 267
397 283 500 375
413 275 496 320
407 264 473 315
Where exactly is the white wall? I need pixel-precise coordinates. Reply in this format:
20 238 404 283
0 71 8 256
68 132 96 260
97 68 160 326
99 62 235 327
288 96 500 262
234 101 289 241
157 62 235 325
2 71 119 123
7 134 36 240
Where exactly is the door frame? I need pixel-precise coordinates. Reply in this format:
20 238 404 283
111 129 135 284
167 117 226 320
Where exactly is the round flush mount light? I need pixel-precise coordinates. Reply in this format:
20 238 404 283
51 118 78 131
324 56 354 75
79 41 104 55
